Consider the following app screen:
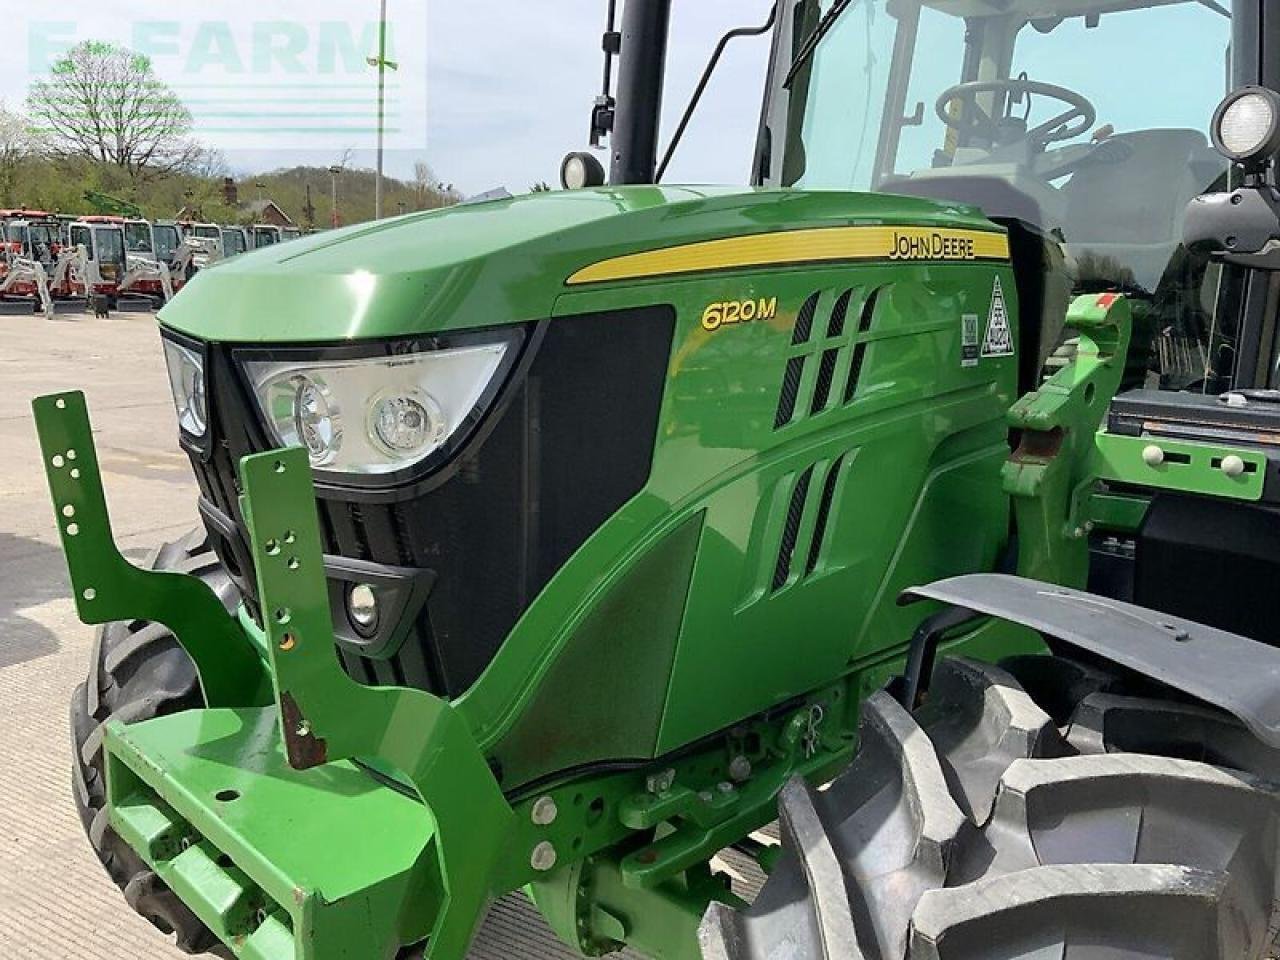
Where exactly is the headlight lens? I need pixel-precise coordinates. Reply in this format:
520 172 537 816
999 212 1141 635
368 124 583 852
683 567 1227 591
291 375 343 464
243 341 511 475
370 389 446 457
162 339 208 438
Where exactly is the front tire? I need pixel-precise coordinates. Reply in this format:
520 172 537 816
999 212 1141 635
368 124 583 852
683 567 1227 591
701 655 1280 960
70 528 236 955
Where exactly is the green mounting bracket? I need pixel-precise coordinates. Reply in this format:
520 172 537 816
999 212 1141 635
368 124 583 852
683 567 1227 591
1002 293 1133 585
237 446 515 959
1089 432 1265 501
1066 430 1265 536
32 391 271 707
613 706 830 889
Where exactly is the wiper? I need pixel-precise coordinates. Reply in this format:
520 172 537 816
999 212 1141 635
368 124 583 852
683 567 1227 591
784 0 861 88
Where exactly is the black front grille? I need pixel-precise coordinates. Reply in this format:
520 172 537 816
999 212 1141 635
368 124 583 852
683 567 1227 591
187 306 675 698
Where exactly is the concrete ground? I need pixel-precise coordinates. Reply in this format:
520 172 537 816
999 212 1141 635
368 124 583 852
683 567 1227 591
0 308 596 959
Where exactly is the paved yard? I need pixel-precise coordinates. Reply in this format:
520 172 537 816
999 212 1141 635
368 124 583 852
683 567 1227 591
0 308 595 959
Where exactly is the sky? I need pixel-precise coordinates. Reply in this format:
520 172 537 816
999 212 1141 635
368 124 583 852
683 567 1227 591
1 1 777 196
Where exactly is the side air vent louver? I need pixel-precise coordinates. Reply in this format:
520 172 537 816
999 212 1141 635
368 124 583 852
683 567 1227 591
805 454 845 576
775 356 806 429
766 454 849 596
772 466 814 591
791 292 820 345
843 285 883 404
776 285 886 430
827 289 853 339
810 348 839 416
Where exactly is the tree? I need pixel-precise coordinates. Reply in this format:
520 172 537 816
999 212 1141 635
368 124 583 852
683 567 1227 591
412 160 436 208
27 41 200 177
0 101 34 205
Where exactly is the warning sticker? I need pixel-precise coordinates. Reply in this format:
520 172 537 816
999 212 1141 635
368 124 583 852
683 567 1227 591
981 276 1014 358
961 314 979 368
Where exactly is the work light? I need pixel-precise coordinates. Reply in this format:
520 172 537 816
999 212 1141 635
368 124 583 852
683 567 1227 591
242 338 513 476
1212 86 1280 166
560 151 607 190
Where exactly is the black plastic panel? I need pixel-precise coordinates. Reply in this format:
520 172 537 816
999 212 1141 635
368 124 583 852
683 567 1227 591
1135 495 1280 647
186 306 675 698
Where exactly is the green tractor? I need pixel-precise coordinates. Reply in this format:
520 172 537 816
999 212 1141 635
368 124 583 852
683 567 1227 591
35 0 1280 957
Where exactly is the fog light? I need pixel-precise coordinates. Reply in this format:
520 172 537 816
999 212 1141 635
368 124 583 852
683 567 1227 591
347 583 379 636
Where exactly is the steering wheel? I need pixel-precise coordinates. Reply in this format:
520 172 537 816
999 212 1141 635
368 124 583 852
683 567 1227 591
935 79 1096 150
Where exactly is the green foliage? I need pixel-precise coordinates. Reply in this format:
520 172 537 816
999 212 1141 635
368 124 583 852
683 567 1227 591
6 154 458 226
243 166 461 229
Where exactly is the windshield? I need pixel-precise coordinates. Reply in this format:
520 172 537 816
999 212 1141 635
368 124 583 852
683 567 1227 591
95 227 125 266
70 226 92 258
222 230 246 256
154 225 179 259
124 222 153 253
30 225 56 250
253 228 278 247
194 225 221 240
767 0 1234 389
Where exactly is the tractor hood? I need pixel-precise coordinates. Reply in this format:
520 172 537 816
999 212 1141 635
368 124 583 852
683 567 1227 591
159 185 1000 343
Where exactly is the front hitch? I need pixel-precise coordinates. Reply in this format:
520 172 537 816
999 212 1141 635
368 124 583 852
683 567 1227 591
34 392 515 959
33 391 271 707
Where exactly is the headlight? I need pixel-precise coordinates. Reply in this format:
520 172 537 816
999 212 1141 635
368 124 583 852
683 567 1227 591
242 337 515 476
162 339 208 438
1212 86 1280 165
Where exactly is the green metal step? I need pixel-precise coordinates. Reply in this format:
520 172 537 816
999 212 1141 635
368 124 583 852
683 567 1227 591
106 705 434 960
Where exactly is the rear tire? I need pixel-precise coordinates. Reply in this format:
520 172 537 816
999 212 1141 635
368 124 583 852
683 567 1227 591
701 655 1280 960
70 528 236 956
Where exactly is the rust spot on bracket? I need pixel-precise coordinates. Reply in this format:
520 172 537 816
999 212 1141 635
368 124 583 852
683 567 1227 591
280 692 328 768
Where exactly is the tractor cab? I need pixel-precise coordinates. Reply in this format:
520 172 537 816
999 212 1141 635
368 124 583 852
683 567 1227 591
756 0 1235 392
27 217 61 267
3 216 59 264
748 0 1280 638
220 226 249 258
123 219 156 259
178 221 224 269
116 219 189 304
2 219 31 262
66 218 128 299
0 210 53 263
250 223 282 248
0 214 62 304
152 221 181 263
